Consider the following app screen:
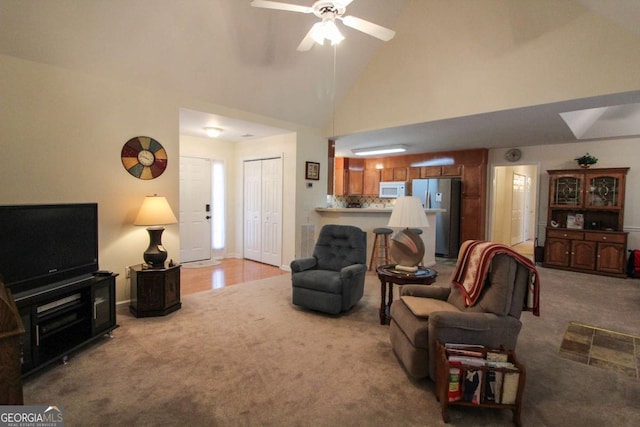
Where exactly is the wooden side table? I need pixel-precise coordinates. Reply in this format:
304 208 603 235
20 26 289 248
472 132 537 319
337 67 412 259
376 264 437 325
129 264 181 318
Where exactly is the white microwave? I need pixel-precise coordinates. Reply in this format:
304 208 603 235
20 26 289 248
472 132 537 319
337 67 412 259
379 181 407 198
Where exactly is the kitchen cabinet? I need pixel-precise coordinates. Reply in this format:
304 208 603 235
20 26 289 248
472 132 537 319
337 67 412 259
331 148 488 243
460 164 486 244
334 158 347 196
418 165 461 178
363 169 380 195
409 167 421 181
543 168 629 277
421 166 442 177
349 170 364 195
381 167 407 182
334 158 365 195
443 165 462 176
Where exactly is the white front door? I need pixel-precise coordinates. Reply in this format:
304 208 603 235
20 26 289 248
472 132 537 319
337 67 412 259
180 157 212 263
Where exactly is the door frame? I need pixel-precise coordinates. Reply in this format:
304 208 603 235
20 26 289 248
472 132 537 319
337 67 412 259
488 163 540 247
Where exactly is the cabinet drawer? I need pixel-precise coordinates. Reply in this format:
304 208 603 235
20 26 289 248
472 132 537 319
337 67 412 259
546 229 584 240
584 232 626 244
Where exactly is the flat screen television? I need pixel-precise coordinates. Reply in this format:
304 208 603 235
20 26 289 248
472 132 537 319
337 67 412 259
0 203 99 295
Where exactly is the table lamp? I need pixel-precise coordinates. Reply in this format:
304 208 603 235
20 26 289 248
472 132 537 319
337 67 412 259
134 195 178 268
387 196 430 272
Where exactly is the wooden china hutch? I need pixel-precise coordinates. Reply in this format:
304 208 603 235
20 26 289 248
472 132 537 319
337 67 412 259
543 167 629 277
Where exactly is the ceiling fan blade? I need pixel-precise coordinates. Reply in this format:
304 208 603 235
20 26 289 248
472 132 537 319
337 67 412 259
250 0 312 14
341 15 396 41
297 25 318 51
336 0 355 6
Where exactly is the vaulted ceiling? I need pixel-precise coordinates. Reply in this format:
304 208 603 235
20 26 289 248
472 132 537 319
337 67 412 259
1 0 639 157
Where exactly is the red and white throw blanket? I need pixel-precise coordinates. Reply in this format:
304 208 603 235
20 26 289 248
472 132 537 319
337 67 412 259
451 240 540 316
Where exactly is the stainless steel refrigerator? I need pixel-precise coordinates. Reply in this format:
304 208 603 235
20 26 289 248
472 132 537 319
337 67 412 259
411 178 462 258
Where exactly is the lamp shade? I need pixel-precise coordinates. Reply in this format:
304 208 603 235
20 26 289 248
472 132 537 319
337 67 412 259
134 195 177 226
387 196 429 228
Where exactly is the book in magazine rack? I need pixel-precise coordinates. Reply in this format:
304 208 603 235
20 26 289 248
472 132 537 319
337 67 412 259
435 341 526 426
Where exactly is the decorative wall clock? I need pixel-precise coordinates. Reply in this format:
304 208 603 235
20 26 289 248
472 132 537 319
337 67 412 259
121 136 167 180
505 148 522 162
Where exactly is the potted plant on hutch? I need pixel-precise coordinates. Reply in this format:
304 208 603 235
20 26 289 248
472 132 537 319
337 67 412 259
575 153 598 168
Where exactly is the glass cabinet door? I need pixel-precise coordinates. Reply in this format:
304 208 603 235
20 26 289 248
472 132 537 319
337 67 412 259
92 279 115 335
587 174 621 208
550 175 583 207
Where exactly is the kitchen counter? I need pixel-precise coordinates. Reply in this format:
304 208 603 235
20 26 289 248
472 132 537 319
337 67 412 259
315 207 445 267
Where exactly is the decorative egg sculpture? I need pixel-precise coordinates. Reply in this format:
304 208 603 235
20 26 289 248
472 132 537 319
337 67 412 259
390 229 424 271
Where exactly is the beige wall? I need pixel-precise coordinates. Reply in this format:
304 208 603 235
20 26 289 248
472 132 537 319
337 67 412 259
334 0 640 136
489 139 640 250
0 54 328 303
0 55 181 304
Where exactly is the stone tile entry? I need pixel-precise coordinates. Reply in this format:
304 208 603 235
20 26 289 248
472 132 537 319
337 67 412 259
559 321 639 380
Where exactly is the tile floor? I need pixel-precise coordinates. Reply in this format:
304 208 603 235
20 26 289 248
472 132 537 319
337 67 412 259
559 321 640 379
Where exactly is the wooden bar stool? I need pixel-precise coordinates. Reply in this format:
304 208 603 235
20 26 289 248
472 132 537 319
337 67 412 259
369 227 393 271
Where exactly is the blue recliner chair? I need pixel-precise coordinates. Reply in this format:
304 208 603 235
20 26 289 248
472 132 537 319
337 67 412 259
291 224 367 314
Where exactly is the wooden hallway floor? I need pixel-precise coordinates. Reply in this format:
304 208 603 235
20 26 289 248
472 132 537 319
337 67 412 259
180 258 288 296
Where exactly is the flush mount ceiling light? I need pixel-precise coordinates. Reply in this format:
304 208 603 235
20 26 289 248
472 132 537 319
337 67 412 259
204 127 223 138
352 145 407 156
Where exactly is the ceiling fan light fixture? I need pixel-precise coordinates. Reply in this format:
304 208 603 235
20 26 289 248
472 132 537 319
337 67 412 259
352 145 407 156
323 19 345 45
252 1 395 51
204 127 223 138
310 22 326 45
310 18 344 46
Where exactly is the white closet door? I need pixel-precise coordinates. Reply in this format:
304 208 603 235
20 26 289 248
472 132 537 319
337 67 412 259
244 160 262 262
243 157 282 266
260 158 282 267
180 157 212 263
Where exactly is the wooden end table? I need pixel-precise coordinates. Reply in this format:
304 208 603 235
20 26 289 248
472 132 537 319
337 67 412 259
376 264 437 325
129 264 181 318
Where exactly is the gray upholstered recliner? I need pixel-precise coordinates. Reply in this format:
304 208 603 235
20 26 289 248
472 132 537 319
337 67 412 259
389 253 531 379
291 224 367 314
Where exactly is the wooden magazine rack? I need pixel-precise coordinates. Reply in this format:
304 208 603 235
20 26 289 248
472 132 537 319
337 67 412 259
435 341 526 426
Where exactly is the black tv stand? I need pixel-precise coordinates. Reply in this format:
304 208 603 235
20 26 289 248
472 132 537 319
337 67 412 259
14 273 118 377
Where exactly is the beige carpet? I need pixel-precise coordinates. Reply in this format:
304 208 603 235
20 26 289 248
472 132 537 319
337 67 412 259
22 264 640 426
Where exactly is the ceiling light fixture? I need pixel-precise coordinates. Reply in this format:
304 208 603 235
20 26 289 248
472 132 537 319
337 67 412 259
204 127 223 138
310 16 345 46
352 145 407 156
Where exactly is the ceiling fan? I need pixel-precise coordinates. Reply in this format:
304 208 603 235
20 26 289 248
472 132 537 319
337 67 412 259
250 0 396 51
